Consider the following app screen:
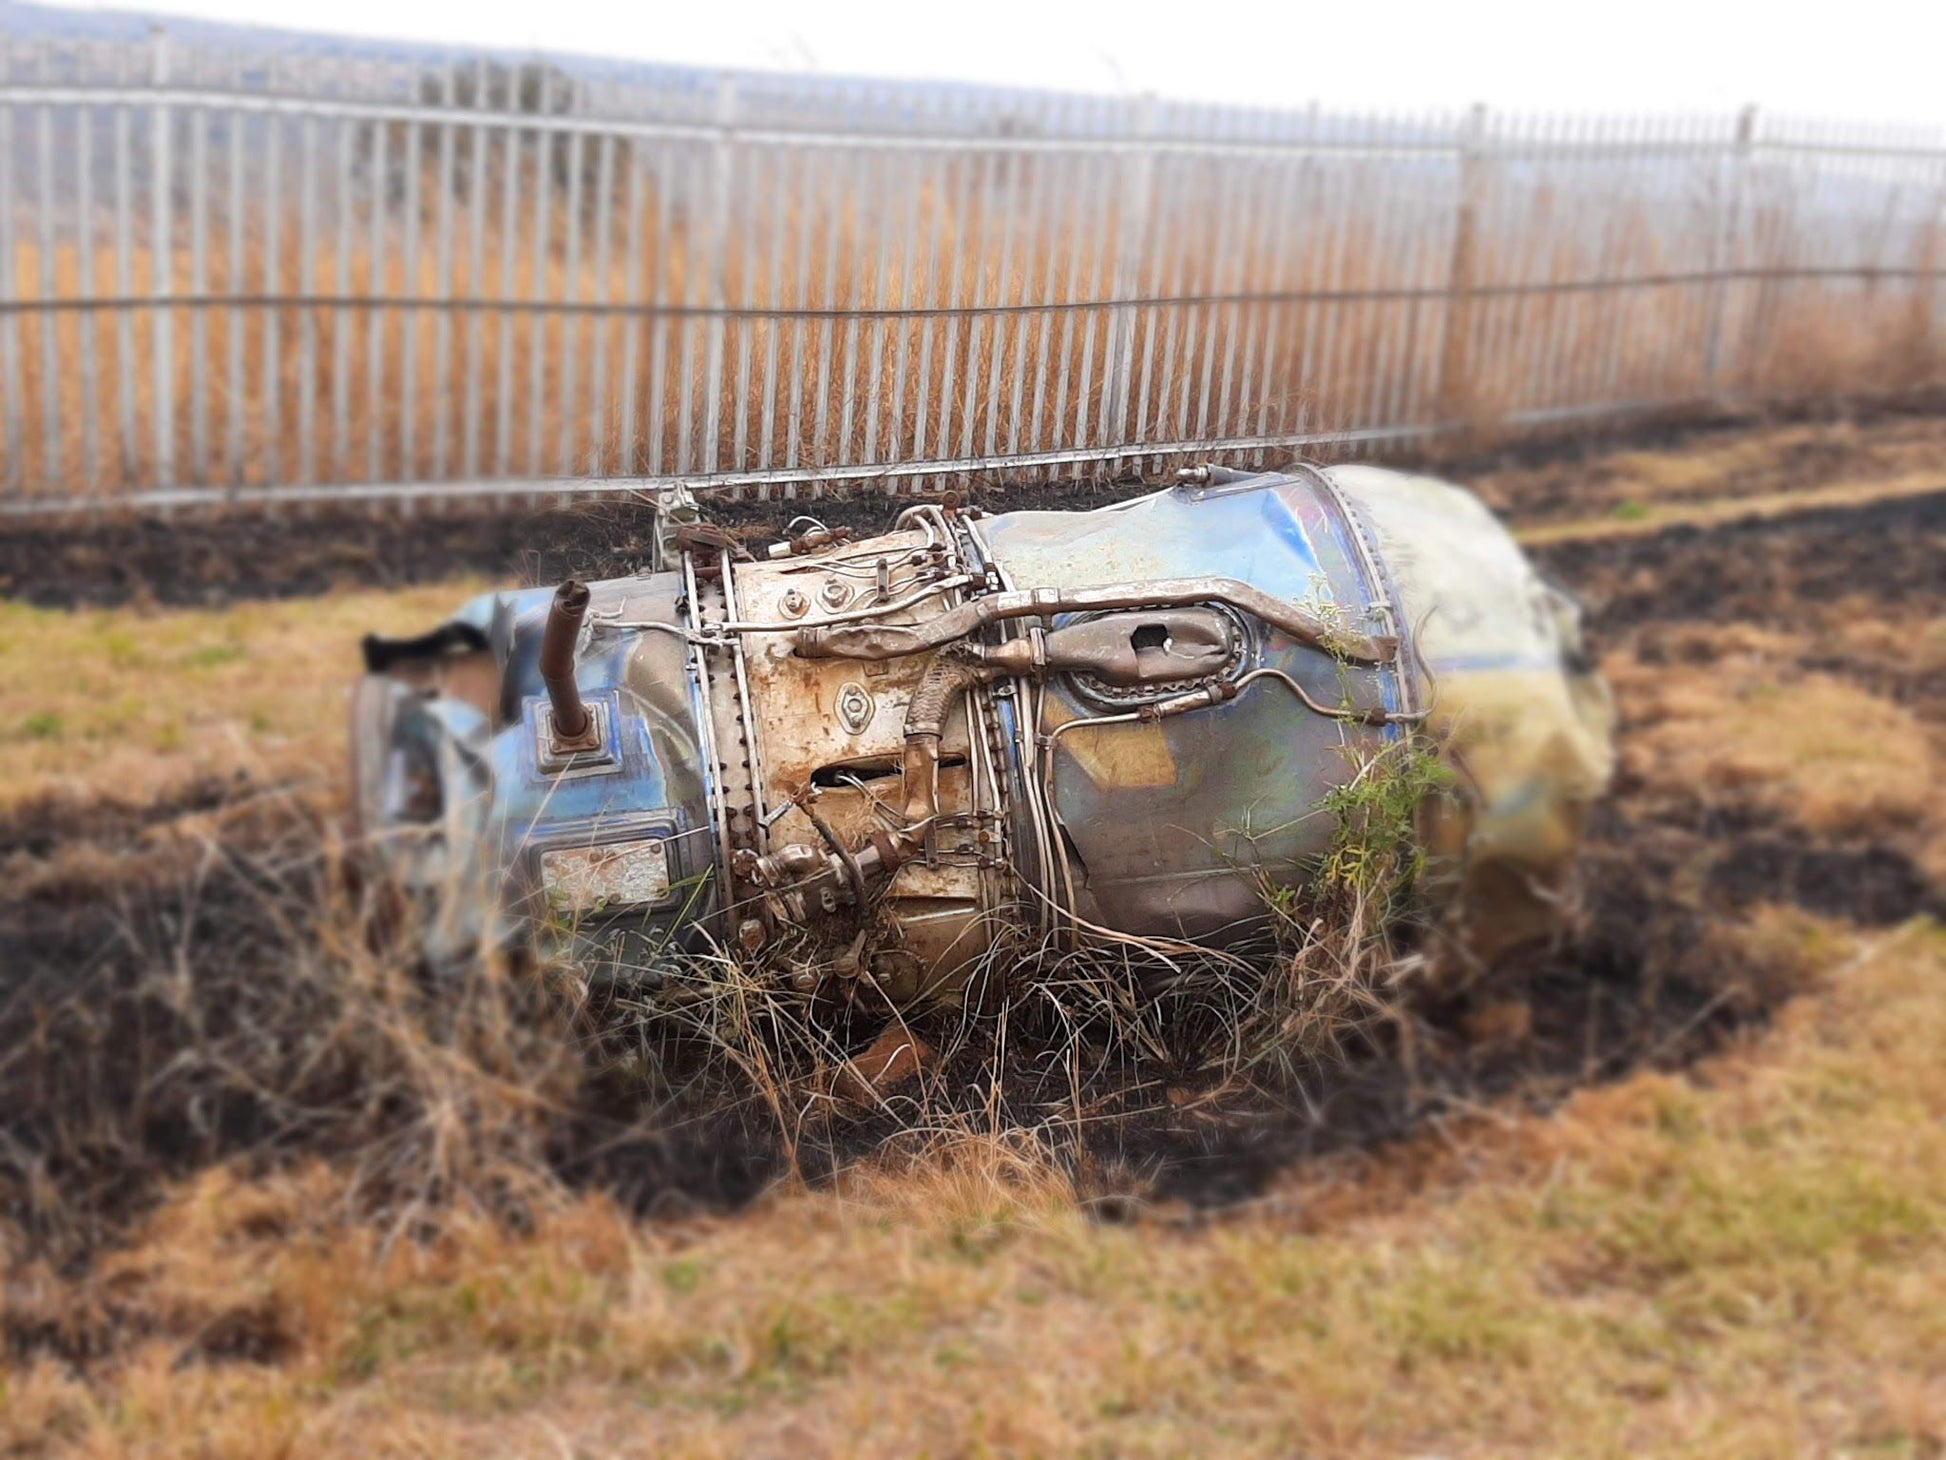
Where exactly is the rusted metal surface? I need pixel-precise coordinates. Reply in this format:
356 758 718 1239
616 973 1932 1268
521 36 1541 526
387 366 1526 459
349 464 1612 1005
537 579 594 748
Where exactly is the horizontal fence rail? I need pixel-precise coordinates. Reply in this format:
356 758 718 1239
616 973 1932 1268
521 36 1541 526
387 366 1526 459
3 31 1946 514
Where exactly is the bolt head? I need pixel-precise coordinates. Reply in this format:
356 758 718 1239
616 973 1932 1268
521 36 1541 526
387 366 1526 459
737 918 768 954
836 681 874 734
780 588 809 617
820 579 851 608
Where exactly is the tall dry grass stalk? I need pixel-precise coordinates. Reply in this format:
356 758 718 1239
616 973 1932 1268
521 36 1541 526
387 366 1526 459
588 736 1458 1197
0 788 605 1264
0 736 1455 1265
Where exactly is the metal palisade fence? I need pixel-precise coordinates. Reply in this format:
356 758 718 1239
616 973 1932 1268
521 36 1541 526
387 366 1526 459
2 29 1945 513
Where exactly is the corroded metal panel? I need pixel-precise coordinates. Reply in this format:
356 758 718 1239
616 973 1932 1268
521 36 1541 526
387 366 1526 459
541 839 671 916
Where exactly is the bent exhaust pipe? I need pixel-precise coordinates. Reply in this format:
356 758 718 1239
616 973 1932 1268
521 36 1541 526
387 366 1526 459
539 579 594 745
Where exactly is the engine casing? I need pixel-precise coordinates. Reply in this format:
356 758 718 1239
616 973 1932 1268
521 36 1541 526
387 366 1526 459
351 464 1613 1004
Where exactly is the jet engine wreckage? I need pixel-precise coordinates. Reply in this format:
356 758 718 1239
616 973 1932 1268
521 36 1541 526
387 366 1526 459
352 463 1615 1007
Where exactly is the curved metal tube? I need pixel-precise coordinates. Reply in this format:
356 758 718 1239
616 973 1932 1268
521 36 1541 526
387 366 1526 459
898 642 997 834
795 577 1397 665
539 579 592 740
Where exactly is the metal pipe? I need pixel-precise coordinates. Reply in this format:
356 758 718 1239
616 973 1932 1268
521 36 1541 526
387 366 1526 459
898 641 996 832
539 579 592 740
796 576 1397 665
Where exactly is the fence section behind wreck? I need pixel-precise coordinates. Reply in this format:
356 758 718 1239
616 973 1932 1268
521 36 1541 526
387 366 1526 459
3 32 1945 512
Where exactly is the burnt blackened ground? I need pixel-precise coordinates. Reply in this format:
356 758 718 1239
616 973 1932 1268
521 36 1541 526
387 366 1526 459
4 478 1945 1285
0 776 1852 1269
0 486 1146 611
1531 488 1946 637
10 391 1946 611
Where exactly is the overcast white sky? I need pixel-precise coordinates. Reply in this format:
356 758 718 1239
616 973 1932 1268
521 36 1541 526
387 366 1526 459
35 0 1946 126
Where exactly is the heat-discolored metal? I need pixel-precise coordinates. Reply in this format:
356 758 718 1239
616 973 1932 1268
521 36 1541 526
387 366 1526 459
350 465 1612 1001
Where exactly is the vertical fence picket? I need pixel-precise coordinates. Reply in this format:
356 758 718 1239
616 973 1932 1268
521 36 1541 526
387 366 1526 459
1101 94 1157 454
431 62 458 486
906 146 941 466
616 131 646 476
397 88 420 485
930 147 973 470
644 125 674 476
0 70 20 496
493 68 520 478
1128 117 1167 451
754 147 786 485
1070 106 1117 472
837 145 876 470
78 100 101 494
955 145 998 465
554 108 583 481
1023 141 1066 455
149 29 173 489
809 143 846 476
183 94 205 486
700 75 737 475
259 101 284 490
1712 109 1759 395
524 66 551 478
587 131 616 476
331 110 353 479
364 103 388 482
224 64 243 487
778 146 812 475
1194 130 1249 442
297 105 319 486
1214 134 1268 443
35 62 61 490
978 139 1025 459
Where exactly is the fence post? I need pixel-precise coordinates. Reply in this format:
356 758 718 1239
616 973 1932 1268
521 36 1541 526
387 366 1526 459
150 25 175 489
700 73 738 475
1434 102 1487 428
1703 104 1756 390
0 38 21 496
1100 92 1158 459
1921 192 1946 379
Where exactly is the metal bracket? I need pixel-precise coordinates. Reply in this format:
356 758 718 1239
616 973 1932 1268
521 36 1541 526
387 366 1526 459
535 699 618 777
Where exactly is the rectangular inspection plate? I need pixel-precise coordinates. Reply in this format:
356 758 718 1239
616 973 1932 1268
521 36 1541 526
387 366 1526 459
540 839 671 916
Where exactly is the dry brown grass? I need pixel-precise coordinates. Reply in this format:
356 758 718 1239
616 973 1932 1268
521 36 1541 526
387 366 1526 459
0 582 480 810
1599 604 1946 891
1471 408 1946 531
4 919 1941 1458
1615 648 1940 839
